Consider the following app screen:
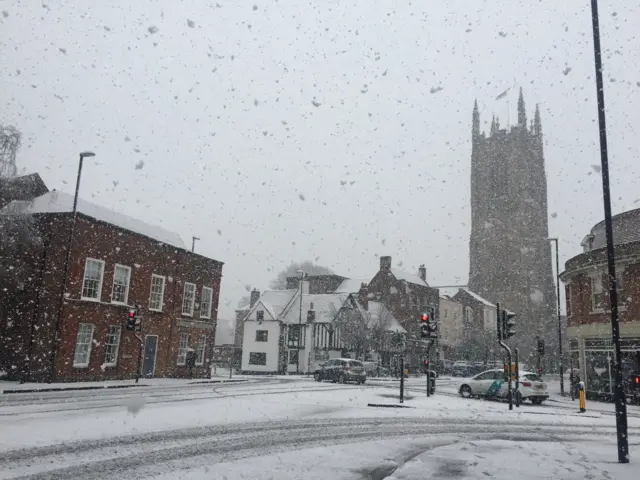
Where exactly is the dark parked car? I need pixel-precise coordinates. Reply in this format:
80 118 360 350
313 358 366 384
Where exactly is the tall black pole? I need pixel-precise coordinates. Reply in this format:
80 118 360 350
589 0 628 463
48 152 94 383
551 238 565 396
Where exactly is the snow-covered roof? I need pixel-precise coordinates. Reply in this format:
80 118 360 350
255 289 298 320
390 268 429 287
1 191 186 249
438 287 462 298
458 288 495 307
334 277 370 293
280 292 349 325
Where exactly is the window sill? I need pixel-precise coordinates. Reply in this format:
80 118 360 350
196 362 204 366
103 363 117 368
73 364 89 369
589 306 628 315
111 301 128 306
181 313 194 317
149 308 163 313
80 297 101 303
177 362 186 367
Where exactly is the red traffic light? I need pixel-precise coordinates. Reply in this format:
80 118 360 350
634 375 640 385
424 359 429 366
128 310 136 318
420 313 428 322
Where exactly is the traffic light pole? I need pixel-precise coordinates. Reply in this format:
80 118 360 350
425 339 434 397
496 303 513 411
134 332 143 384
515 348 520 408
399 356 405 404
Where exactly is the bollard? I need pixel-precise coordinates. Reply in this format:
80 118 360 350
578 381 586 413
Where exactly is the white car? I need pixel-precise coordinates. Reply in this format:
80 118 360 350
458 369 549 405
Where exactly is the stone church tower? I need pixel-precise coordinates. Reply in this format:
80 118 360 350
468 89 557 357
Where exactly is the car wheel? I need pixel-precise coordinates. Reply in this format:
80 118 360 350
314 373 321 382
531 398 543 405
338 374 346 384
460 385 472 398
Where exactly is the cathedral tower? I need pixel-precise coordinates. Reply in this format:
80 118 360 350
468 90 557 356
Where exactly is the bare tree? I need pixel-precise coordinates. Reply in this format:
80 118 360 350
0 124 21 178
269 261 334 290
332 302 398 360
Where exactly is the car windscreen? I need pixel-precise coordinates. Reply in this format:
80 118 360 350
523 373 542 382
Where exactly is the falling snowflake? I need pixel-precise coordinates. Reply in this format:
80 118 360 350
148 26 158 34
563 66 572 76
298 193 306 201
591 164 602 173
135 160 144 170
187 19 195 28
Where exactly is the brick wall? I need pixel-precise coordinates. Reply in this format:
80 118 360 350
2 212 223 382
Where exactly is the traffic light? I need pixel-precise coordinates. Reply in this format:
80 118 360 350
307 310 316 322
537 338 545 355
633 374 640 390
126 308 137 331
503 310 516 338
419 312 430 338
419 309 437 339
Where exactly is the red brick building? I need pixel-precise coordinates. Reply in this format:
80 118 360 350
560 208 640 400
0 190 223 382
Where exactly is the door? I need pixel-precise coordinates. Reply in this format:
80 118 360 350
471 370 497 394
142 335 158 377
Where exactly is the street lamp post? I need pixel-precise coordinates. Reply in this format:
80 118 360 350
48 151 95 383
297 270 305 374
548 237 564 396
589 0 628 463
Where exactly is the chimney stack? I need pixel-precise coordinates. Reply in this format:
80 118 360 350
358 283 369 311
380 256 392 271
418 264 427 282
250 289 260 308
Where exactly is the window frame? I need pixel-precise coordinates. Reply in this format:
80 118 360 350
148 274 166 312
255 330 269 342
104 325 122 367
590 274 606 311
195 334 206 365
177 333 189 365
200 286 213 319
249 352 267 366
73 323 95 368
111 263 132 305
81 258 105 301
182 282 196 316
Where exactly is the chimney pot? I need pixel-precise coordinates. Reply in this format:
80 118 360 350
380 256 392 271
418 264 427 282
249 289 260 308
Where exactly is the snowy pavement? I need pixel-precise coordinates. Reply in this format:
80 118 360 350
0 377 638 479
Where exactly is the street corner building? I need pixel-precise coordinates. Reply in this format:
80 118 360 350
560 207 640 402
0 189 223 383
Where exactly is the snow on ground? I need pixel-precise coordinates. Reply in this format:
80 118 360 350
1 379 638 452
146 435 639 480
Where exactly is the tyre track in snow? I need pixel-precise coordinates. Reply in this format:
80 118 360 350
2 417 638 479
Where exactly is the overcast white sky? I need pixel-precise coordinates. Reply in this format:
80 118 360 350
1 0 639 321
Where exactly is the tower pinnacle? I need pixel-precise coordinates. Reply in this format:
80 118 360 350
517 88 526 127
534 104 542 136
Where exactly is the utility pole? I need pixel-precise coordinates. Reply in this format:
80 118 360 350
590 0 629 464
297 270 304 374
548 237 565 396
191 236 200 253
49 151 95 383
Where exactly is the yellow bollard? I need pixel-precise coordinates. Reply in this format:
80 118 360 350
578 381 586 413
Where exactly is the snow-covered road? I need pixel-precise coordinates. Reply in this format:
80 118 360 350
1 378 638 479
